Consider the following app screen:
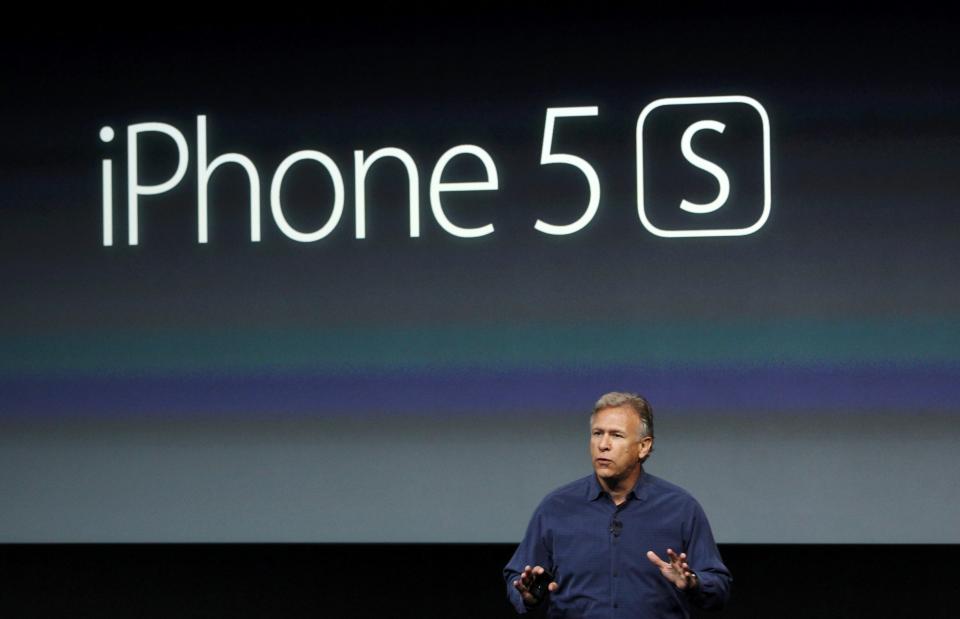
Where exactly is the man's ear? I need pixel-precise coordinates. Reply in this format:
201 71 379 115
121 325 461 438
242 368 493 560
638 436 653 461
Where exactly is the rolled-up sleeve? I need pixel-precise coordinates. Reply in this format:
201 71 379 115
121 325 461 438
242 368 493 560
684 501 732 610
503 505 553 614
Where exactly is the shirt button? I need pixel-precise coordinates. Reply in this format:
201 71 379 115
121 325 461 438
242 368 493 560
614 603 619 609
613 571 619 577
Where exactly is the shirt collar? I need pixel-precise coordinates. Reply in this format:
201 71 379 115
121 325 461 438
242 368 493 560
586 470 650 503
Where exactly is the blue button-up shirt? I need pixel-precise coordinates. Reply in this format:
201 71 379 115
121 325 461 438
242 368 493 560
504 472 731 618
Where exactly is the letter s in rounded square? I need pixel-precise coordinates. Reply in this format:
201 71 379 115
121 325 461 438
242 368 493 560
636 96 771 237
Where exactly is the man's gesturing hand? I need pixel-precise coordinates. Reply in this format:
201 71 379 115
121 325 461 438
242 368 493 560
646 548 698 591
512 565 559 607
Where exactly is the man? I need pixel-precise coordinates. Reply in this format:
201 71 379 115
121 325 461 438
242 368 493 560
504 392 731 617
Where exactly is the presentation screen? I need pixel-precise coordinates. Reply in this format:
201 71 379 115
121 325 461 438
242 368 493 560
2 17 958 542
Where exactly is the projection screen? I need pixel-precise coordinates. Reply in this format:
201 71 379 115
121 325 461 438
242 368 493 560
1 17 958 542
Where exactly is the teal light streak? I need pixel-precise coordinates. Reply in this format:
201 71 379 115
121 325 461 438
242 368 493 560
1 319 958 375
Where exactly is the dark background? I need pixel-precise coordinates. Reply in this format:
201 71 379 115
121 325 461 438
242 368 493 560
0 544 951 618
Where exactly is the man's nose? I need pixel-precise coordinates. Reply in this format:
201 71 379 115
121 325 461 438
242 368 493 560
599 435 611 450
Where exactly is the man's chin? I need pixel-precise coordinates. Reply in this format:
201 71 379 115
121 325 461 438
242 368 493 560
594 468 620 482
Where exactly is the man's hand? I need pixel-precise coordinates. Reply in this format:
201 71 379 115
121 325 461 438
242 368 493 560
512 565 559 607
646 548 698 591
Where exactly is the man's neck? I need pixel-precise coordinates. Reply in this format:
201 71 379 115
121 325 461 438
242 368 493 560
598 467 643 505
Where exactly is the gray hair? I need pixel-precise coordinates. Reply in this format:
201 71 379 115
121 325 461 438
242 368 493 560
592 392 654 439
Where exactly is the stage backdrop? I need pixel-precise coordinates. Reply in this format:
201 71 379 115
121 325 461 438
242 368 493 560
1 16 958 542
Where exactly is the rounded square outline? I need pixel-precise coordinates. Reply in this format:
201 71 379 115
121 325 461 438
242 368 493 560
636 95 771 237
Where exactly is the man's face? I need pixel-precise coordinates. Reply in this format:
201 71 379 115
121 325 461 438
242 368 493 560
590 406 653 484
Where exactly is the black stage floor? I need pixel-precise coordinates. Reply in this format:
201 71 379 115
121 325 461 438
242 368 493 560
0 543 951 618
